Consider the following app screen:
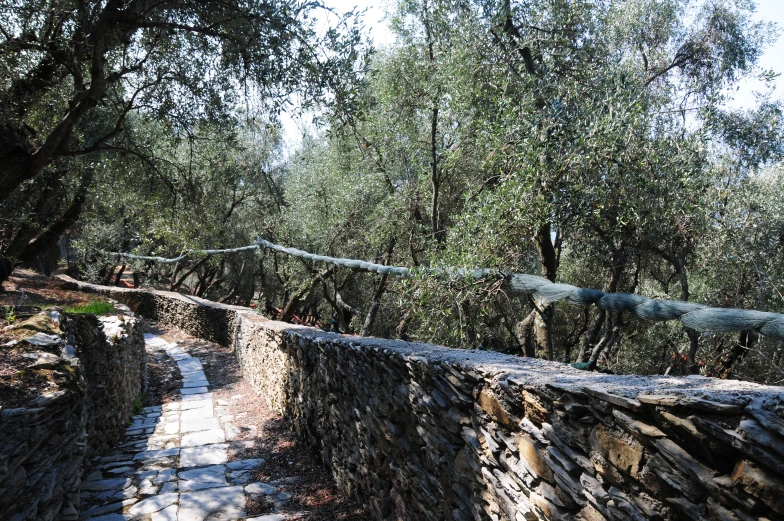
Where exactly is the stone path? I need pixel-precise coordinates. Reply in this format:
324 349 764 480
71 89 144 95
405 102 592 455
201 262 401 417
79 334 301 521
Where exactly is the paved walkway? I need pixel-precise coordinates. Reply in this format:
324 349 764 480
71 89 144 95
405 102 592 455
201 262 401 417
79 334 301 521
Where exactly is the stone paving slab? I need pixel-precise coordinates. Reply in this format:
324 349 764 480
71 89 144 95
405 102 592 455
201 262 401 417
79 334 304 521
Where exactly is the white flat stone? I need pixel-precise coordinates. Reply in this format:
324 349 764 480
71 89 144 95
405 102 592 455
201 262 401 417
182 428 226 447
181 406 214 422
178 486 245 521
179 444 228 468
150 504 178 521
181 393 213 402
179 480 229 492
128 492 179 515
181 387 209 395
181 417 221 433
177 359 203 371
179 464 226 483
246 515 288 521
163 421 180 435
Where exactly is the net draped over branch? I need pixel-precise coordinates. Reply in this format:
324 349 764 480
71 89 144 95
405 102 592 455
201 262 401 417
100 238 784 340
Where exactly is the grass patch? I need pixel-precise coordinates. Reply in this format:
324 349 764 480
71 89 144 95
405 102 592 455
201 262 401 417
64 301 116 315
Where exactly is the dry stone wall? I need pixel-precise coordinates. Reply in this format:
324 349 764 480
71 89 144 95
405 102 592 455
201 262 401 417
59 276 784 521
0 308 145 521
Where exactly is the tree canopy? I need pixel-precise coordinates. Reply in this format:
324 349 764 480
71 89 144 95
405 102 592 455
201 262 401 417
3 0 784 384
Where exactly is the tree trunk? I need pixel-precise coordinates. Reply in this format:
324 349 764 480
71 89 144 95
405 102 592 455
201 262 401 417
360 238 396 336
113 264 126 286
280 267 334 322
528 223 559 358
716 331 758 379
170 257 209 292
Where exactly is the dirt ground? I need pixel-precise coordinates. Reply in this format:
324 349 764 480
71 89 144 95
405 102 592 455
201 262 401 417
0 269 98 311
148 323 369 520
0 270 111 408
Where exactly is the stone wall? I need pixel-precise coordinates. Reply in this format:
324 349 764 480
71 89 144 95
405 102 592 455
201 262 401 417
59 276 784 521
0 308 145 521
73 313 146 461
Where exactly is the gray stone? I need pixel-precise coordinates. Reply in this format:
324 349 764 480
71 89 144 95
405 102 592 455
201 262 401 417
83 515 133 521
160 481 178 494
226 458 264 470
80 499 137 519
154 468 177 483
245 482 277 496
81 478 132 491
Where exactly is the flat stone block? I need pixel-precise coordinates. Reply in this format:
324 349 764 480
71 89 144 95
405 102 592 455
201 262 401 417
81 478 132 491
181 387 209 395
178 485 245 521
179 464 226 483
160 481 178 494
181 406 214 422
81 499 137 518
163 421 180 435
153 468 177 484
128 492 179 516
181 417 221 433
182 429 226 447
150 504 178 521
181 393 213 403
179 480 229 492
133 448 180 461
246 515 287 521
180 444 229 468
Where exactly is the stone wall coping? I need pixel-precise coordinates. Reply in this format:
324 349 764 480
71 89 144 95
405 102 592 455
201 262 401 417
58 275 784 408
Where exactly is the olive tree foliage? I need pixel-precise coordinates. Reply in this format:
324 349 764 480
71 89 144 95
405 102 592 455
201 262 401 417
0 0 365 285
75 118 286 304
273 0 784 383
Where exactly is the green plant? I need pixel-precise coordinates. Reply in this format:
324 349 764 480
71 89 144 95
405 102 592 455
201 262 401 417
64 301 116 315
4 306 16 324
131 394 144 416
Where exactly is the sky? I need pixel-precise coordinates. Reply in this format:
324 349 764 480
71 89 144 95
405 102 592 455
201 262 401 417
280 0 784 149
